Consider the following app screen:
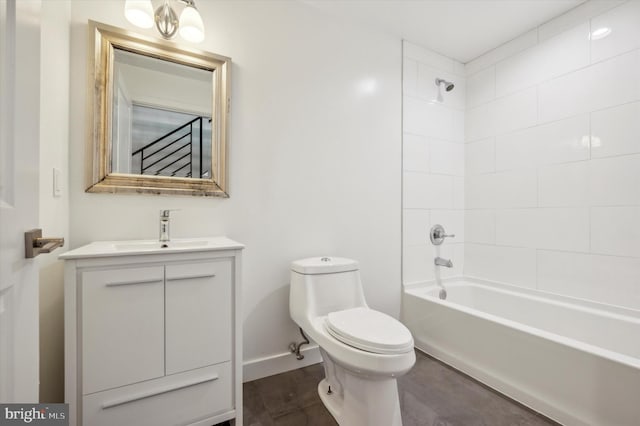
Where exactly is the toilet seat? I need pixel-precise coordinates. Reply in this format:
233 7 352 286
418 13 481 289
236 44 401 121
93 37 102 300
325 307 414 355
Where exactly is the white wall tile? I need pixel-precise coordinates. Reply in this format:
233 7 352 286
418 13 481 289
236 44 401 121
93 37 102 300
493 169 537 208
465 210 495 244
538 62 592 123
464 243 537 289
536 113 590 165
586 49 640 110
455 3 640 309
493 87 538 136
404 96 454 139
453 60 466 77
404 41 454 73
496 23 590 98
496 114 590 172
403 133 429 172
495 208 538 248
403 58 418 96
495 208 589 251
467 66 495 108
415 65 444 103
538 50 640 123
465 101 495 142
465 138 495 175
538 161 589 207
465 29 538 76
403 43 466 284
403 209 430 247
449 243 465 277
536 207 590 252
538 250 640 310
452 110 465 143
590 1 640 64
588 154 640 206
403 172 453 209
591 206 640 257
591 101 640 158
430 139 464 176
538 0 624 42
465 173 495 209
453 176 465 209
430 209 464 243
403 244 435 284
495 127 537 172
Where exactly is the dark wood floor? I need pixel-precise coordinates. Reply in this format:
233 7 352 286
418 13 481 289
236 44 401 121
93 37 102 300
243 349 557 426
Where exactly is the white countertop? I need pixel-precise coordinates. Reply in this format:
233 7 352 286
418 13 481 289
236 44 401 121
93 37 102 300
59 237 244 260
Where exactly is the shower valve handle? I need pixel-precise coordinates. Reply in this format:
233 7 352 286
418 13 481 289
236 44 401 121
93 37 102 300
430 224 455 245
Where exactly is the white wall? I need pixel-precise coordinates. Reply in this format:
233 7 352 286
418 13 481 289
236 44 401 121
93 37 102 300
464 0 640 310
38 0 70 402
402 41 465 285
68 0 402 379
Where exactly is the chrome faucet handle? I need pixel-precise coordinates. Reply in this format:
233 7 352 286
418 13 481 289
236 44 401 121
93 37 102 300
430 224 455 245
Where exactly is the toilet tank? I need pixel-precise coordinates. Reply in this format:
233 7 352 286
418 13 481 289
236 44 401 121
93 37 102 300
289 257 368 327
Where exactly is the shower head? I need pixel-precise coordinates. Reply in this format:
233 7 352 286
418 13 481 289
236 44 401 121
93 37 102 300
435 78 455 92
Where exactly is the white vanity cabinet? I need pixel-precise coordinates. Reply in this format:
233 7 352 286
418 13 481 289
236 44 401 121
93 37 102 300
61 238 244 426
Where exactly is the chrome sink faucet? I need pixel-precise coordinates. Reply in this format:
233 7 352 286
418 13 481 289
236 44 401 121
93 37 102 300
159 210 171 244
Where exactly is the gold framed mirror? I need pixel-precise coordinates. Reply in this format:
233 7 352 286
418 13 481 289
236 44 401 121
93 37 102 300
86 21 230 197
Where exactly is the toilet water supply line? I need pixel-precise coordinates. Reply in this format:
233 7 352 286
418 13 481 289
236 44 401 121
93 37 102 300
289 327 310 360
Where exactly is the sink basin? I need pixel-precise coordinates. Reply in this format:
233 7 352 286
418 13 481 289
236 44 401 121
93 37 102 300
113 240 210 251
59 237 244 260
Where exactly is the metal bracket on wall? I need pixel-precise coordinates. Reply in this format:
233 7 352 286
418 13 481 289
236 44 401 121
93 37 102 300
25 229 64 258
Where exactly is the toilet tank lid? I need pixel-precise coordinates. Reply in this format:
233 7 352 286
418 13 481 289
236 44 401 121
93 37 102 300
290 257 359 275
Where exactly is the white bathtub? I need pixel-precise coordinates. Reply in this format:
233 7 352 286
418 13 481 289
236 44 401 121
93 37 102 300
402 278 640 426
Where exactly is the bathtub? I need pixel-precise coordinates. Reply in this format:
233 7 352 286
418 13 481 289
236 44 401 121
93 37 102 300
402 278 640 426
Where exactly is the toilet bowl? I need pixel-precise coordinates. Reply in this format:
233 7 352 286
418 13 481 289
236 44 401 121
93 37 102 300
289 257 416 426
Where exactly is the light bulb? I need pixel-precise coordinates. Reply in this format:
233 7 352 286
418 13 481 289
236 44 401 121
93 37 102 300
179 5 205 43
124 0 154 29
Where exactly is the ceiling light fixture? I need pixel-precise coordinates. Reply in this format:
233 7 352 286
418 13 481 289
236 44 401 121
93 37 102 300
124 0 205 43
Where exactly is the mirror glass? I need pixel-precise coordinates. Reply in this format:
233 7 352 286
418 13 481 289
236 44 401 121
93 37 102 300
111 49 212 178
87 21 230 197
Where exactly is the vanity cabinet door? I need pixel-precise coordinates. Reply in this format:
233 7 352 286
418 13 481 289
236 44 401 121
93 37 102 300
165 259 232 375
82 266 165 394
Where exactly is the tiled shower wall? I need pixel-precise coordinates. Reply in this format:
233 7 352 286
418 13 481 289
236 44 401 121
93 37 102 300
463 0 640 310
403 0 640 311
402 42 466 284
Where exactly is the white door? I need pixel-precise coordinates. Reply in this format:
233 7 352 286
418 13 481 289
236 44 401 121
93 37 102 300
0 0 42 402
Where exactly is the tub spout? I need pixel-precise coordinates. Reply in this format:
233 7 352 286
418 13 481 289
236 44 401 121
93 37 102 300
435 257 453 268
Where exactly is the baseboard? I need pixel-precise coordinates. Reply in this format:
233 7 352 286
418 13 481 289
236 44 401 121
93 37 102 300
243 345 322 382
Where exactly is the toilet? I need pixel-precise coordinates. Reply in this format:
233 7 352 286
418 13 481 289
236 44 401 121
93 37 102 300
289 257 416 426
